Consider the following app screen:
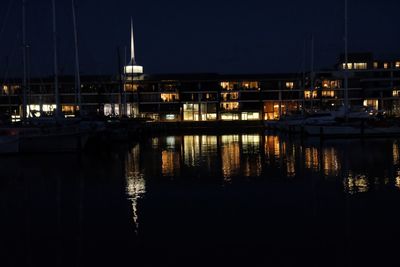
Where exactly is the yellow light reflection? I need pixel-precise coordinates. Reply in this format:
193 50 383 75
161 150 180 176
344 172 369 194
221 135 240 181
322 148 340 176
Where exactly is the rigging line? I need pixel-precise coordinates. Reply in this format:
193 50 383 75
0 0 16 43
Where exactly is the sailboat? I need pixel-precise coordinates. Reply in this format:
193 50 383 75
16 0 90 153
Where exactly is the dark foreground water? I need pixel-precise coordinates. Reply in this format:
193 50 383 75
1 133 400 267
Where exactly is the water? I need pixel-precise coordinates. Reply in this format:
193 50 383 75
1 134 400 267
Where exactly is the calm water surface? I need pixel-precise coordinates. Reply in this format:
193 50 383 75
1 134 400 267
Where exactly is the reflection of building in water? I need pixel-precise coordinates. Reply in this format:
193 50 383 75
393 142 399 165
286 144 296 177
305 147 319 171
161 150 180 176
181 135 219 175
221 135 240 180
344 172 369 194
241 135 262 177
126 145 146 232
264 135 282 162
396 171 400 190
183 136 201 167
322 148 340 176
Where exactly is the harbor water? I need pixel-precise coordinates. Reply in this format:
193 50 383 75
1 133 400 266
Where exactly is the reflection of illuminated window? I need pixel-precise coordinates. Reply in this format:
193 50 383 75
221 135 240 180
161 93 179 102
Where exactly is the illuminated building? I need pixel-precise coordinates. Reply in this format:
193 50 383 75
2 52 400 120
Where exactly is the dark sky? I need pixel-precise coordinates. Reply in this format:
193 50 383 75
0 0 399 77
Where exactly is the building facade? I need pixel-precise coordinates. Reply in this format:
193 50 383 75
2 53 400 122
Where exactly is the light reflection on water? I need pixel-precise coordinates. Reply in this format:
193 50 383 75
126 134 400 197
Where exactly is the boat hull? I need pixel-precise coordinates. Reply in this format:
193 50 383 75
19 132 89 153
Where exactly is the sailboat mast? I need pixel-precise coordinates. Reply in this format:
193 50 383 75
72 0 81 114
344 0 349 118
22 0 27 120
310 35 314 112
52 0 60 118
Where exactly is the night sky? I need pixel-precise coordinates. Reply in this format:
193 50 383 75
0 0 399 77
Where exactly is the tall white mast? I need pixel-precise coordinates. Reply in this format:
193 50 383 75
344 0 349 119
72 0 81 113
130 17 135 64
52 0 61 118
22 0 27 120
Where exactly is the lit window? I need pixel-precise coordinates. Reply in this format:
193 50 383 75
342 63 353 70
353 63 367 70
393 90 400 97
221 92 239 101
305 91 318 99
396 62 400 68
285 82 294 89
165 114 176 120
373 62 379 69
161 93 179 102
221 102 239 111
384 63 389 69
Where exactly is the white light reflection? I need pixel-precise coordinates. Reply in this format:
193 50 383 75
126 144 146 233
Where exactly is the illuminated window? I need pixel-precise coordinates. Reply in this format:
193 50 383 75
161 93 179 102
384 63 389 69
241 112 260 120
393 90 400 97
322 90 335 97
304 91 318 99
285 82 294 89
124 84 139 92
342 63 353 70
396 62 400 68
353 63 367 70
221 92 239 101
165 114 176 120
183 104 200 121
221 113 240 121
221 102 239 111
363 99 379 110
221 82 233 90
373 62 379 69
322 80 330 88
